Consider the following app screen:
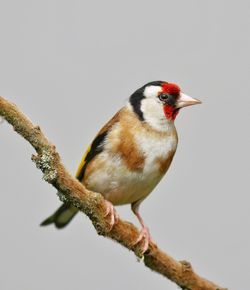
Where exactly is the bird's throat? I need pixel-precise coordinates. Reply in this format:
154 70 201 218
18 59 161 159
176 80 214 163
163 105 179 121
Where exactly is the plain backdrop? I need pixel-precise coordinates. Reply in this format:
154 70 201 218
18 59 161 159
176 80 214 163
0 1 249 289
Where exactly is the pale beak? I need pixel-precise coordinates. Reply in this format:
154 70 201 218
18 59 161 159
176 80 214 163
176 93 202 109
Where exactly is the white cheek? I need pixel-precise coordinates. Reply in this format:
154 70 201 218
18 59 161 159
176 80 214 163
141 98 164 119
143 86 162 98
140 98 173 132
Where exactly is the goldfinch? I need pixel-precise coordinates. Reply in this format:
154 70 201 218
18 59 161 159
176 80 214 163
41 81 201 253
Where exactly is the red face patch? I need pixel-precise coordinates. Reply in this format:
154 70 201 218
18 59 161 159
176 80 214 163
161 82 181 120
161 83 181 96
163 105 179 120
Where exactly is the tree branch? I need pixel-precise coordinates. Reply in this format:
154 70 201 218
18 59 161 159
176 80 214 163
0 96 227 290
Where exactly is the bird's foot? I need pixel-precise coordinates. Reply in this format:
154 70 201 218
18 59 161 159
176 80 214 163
104 200 119 231
133 226 152 255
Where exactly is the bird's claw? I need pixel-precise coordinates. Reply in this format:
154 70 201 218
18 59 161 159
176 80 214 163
104 200 119 231
133 226 152 255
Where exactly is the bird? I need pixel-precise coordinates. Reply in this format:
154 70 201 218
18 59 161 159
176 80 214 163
41 81 201 253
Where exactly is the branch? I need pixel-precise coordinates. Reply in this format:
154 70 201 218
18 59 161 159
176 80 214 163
0 96 227 290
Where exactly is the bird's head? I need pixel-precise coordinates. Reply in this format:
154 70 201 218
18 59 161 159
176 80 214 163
129 81 201 131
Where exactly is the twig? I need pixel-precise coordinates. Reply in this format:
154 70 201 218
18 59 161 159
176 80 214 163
0 96 227 290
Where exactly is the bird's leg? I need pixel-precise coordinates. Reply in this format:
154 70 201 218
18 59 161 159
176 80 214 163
104 200 119 231
131 202 152 254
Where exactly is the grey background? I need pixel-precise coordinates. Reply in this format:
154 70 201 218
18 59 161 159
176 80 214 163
0 1 249 289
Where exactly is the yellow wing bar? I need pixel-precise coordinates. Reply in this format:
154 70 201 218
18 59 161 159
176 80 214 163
75 128 110 181
75 144 92 179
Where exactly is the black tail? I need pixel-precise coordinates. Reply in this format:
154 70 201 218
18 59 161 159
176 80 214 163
40 203 79 229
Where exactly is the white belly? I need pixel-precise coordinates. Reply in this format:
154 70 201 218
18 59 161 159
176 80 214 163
85 131 178 205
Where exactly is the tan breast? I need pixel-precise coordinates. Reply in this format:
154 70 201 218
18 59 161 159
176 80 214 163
83 107 178 205
106 107 177 172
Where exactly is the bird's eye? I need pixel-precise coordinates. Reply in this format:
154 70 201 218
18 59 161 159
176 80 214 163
159 93 170 102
